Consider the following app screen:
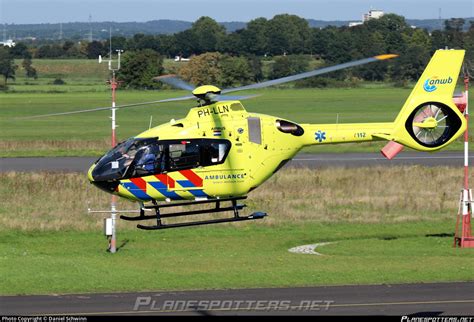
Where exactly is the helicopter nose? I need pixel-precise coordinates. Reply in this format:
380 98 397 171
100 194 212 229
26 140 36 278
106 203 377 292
87 163 119 193
91 180 120 193
87 163 96 182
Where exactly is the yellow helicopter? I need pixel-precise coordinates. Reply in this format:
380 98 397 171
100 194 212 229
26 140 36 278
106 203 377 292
32 49 467 230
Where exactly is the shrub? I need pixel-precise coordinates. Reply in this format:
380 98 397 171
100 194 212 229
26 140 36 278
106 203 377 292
52 78 66 85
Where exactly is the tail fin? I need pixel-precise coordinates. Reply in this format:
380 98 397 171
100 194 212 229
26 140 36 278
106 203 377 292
388 49 466 152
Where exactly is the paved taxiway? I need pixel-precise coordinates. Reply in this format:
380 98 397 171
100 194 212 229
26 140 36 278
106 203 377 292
0 151 471 173
1 282 473 316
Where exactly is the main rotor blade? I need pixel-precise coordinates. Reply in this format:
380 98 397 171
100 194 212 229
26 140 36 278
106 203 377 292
214 94 261 101
222 54 398 94
19 95 195 119
153 74 196 91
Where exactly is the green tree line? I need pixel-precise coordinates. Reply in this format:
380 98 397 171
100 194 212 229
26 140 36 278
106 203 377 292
2 14 474 89
13 15 474 62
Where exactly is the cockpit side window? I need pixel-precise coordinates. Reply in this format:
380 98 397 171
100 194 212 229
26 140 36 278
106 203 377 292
202 141 228 164
164 139 231 171
132 144 165 177
168 142 201 171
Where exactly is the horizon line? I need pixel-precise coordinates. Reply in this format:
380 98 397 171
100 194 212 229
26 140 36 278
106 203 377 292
2 15 474 26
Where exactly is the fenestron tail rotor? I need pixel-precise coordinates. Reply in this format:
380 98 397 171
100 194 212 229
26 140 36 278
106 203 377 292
410 103 456 147
21 54 398 119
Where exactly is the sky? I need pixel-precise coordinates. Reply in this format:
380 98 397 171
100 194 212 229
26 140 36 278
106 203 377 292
0 0 473 24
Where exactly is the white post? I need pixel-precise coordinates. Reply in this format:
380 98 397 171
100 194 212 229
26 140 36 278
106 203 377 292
110 197 117 253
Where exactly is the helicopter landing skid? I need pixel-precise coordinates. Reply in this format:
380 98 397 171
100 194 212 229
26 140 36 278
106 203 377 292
119 196 267 230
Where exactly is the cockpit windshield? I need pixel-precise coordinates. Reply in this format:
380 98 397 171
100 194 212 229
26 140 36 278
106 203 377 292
92 137 161 181
91 137 231 181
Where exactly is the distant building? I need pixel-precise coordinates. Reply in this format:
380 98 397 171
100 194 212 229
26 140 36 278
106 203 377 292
349 9 385 27
348 22 363 27
363 9 384 22
174 55 190 62
0 39 15 47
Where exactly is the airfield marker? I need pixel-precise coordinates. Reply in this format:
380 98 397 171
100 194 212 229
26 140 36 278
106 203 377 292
454 75 474 248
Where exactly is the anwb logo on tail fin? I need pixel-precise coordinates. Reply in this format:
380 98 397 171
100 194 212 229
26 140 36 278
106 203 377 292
423 79 437 92
423 76 453 92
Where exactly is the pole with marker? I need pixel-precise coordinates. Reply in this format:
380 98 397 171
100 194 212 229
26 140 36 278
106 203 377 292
454 74 474 247
100 34 123 253
110 69 118 253
461 76 473 247
109 50 122 253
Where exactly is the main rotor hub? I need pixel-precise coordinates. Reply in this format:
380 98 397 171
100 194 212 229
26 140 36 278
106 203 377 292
192 85 222 101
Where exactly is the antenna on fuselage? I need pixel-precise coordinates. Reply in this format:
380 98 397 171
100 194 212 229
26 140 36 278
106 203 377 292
148 115 153 130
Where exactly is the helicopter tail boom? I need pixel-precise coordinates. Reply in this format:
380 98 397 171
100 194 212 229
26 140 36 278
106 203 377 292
299 122 394 146
300 49 466 153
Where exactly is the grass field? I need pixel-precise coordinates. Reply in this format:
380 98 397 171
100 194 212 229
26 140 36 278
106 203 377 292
1 167 473 295
11 59 110 93
2 222 473 295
